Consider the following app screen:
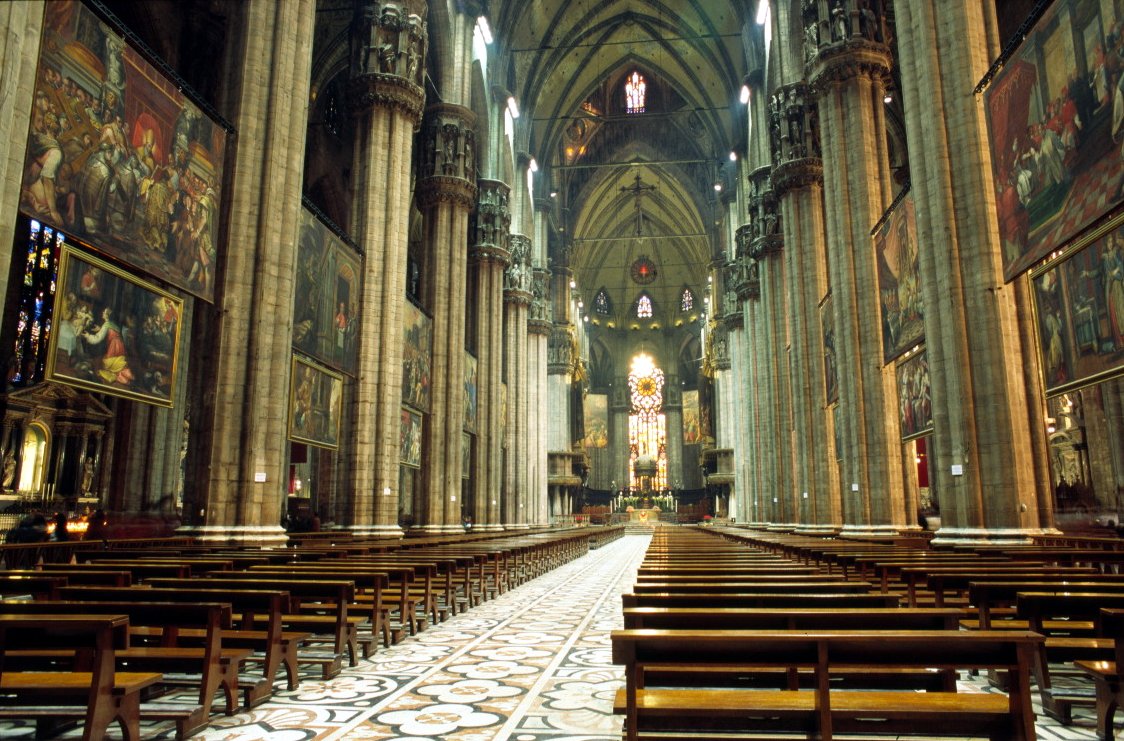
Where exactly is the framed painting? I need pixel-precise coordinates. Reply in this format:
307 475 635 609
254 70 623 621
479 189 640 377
288 355 343 449
464 352 478 432
400 408 422 467
21 0 228 301
1032 213 1124 395
896 349 932 442
682 389 702 445
875 191 924 362
985 0 1124 281
293 206 361 374
462 432 472 479
47 245 183 406
402 301 432 411
583 393 608 448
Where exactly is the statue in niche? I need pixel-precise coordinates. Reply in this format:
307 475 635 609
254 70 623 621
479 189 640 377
442 125 458 175
831 3 848 41
462 134 474 178
2 450 15 489
81 457 95 494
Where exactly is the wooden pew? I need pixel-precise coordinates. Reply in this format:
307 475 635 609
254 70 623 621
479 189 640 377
0 574 67 599
0 614 162 741
622 592 900 609
611 629 1043 741
1076 607 1124 740
5 568 133 587
1 598 240 738
629 580 875 594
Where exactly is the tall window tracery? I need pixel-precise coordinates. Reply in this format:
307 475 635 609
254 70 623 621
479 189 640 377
680 287 695 312
636 293 653 318
625 71 646 113
594 288 611 315
627 353 668 491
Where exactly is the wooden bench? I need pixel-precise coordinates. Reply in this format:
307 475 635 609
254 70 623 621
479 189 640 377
1076 607 1124 740
0 613 162 741
622 592 900 609
611 629 1044 741
0 598 239 738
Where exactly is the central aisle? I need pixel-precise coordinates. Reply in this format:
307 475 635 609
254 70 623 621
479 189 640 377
196 533 651 740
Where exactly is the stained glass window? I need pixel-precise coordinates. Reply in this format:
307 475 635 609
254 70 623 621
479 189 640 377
11 218 63 387
636 293 653 319
594 288 611 315
625 71 646 114
627 354 667 491
681 288 694 312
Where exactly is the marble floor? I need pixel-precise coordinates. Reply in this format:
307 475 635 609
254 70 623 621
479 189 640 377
1 533 1119 740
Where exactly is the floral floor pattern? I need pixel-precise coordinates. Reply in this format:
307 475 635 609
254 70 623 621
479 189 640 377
1 532 1117 740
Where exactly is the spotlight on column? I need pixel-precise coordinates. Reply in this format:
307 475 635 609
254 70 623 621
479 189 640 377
729 151 738 162
755 0 769 25
739 84 751 104
528 157 539 173
714 182 723 192
507 96 520 119
476 16 493 45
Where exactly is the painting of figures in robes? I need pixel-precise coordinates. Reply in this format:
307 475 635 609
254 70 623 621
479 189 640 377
897 350 932 441
583 393 608 449
293 206 361 374
876 191 924 362
22 0 228 300
400 408 422 467
986 0 1124 281
401 301 432 411
288 355 342 449
1033 215 1124 395
48 245 183 406
682 389 703 445
464 353 478 432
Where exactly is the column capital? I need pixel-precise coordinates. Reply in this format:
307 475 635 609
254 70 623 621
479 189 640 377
801 0 890 80
418 104 478 209
768 82 823 195
528 268 552 333
547 326 575 375
747 167 783 257
349 1 427 120
470 179 512 265
504 233 534 304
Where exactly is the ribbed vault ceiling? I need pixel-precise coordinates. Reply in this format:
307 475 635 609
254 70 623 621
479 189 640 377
493 0 748 323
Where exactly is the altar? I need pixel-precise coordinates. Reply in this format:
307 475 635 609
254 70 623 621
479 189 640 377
627 508 661 523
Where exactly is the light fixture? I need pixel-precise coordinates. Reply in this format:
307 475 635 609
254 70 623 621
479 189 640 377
714 182 723 192
708 276 712 283
507 96 520 119
884 93 893 104
528 157 538 173
569 280 576 288
577 301 583 309
476 16 493 45
739 84 751 104
550 191 558 198
729 151 738 162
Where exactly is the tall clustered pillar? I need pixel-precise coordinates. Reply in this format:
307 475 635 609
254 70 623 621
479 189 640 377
503 234 532 528
471 180 511 531
345 0 427 535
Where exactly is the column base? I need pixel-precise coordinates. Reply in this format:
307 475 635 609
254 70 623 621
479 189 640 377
409 524 467 535
348 524 404 538
929 526 1062 547
474 523 505 532
764 523 798 532
179 524 288 548
504 523 531 530
839 523 903 536
792 525 838 536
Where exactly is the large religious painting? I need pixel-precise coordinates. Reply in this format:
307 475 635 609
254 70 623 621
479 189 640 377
583 393 608 448
293 207 361 374
821 293 839 405
22 0 228 301
897 350 932 442
400 408 422 467
464 353 478 432
682 389 703 445
462 432 472 479
401 301 431 411
47 245 183 406
288 355 342 449
1032 214 1124 395
876 191 924 362
985 0 1124 281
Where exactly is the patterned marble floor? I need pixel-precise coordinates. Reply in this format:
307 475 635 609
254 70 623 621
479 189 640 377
1 533 1120 739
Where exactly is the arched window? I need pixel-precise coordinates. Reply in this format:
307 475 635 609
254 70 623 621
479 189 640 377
680 287 695 312
636 293 653 319
628 353 667 491
625 71 646 114
593 288 612 315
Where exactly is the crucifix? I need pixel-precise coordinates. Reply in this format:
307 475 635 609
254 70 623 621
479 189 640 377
620 173 656 237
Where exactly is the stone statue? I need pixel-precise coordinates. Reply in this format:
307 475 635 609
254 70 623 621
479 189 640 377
2 450 15 489
81 457 95 494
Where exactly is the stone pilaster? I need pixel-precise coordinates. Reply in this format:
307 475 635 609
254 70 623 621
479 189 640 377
895 0 1048 543
527 267 551 526
770 82 840 533
747 166 792 525
345 0 427 536
503 234 532 528
732 226 761 522
414 103 477 534
808 3 904 534
191 0 316 545
470 179 510 531
0 1 44 311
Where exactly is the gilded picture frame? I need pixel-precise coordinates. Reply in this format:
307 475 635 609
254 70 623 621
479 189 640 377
288 354 343 449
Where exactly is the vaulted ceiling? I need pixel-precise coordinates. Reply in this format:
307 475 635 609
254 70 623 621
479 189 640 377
492 0 750 326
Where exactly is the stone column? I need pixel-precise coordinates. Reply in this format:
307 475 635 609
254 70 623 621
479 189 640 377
0 2 44 310
192 0 315 545
895 0 1048 542
770 82 840 533
344 0 427 536
526 268 551 527
503 235 532 528
471 179 510 531
414 104 477 534
731 227 763 522
806 1 904 533
611 375 631 490
664 374 684 493
747 166 791 525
